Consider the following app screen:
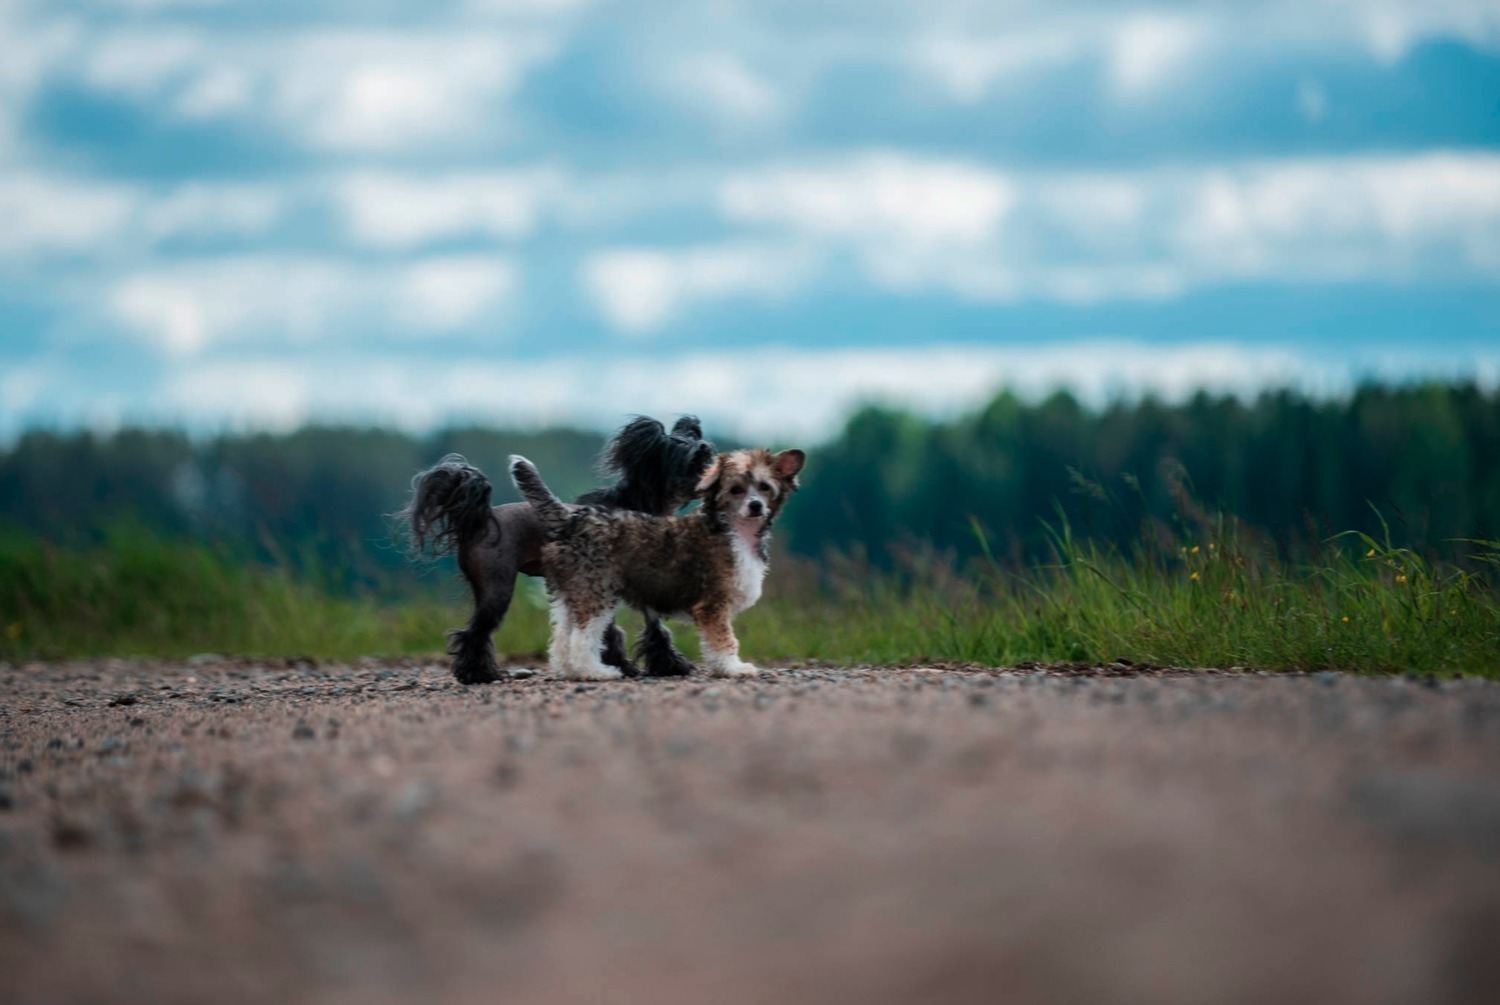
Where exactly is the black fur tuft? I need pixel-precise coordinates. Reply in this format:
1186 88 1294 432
400 453 494 558
580 414 714 516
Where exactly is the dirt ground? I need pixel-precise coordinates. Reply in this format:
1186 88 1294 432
2 656 1499 1005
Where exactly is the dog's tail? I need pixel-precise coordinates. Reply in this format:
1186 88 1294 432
508 455 572 536
399 453 495 558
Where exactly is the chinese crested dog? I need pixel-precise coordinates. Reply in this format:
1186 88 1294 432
401 416 714 684
509 447 805 680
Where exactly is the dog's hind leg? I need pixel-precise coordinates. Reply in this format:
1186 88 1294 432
448 533 515 685
560 603 624 681
600 622 641 677
637 616 696 677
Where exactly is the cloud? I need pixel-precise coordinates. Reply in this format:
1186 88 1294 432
336 170 563 249
721 153 1017 249
1105 13 1208 100
582 243 815 335
0 174 137 257
671 52 782 126
73 28 559 153
706 151 1500 309
107 255 518 355
0 173 288 260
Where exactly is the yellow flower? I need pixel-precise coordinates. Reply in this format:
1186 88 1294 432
1395 574 1408 584
1450 609 1457 615
1191 546 1200 554
1367 549 1376 558
1341 616 1349 623
1209 542 1217 551
1190 571 1200 581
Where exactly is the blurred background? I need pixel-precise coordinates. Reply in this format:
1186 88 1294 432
1 0 1498 660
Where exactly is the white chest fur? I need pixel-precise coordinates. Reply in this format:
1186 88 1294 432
729 529 768 612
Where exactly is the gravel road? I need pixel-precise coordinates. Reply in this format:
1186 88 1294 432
3 657 1499 1005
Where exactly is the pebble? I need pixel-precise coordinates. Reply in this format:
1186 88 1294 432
292 722 316 741
509 669 538 681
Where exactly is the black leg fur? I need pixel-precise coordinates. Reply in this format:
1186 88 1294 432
638 618 697 677
600 623 641 678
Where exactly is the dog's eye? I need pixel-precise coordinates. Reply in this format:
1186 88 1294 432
729 485 746 495
757 481 772 494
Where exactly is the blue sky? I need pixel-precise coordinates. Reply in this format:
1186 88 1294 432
1 0 1498 441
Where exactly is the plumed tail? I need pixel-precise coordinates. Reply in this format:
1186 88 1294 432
398 454 494 558
508 455 572 536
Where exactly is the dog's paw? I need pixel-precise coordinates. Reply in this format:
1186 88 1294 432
568 664 625 682
712 659 760 678
645 649 697 678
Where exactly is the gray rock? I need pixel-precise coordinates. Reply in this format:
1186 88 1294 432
509 669 538 681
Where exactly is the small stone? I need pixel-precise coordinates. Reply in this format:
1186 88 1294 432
292 722 316 741
1315 671 1340 687
109 694 138 707
509 669 537 681
0 785 12 811
96 737 126 755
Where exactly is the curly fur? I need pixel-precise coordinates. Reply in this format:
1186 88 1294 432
510 447 805 681
401 416 713 684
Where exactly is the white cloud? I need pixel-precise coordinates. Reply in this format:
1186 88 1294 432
721 153 1017 249
1105 13 1207 99
0 174 138 257
139 183 284 241
107 254 518 355
707 151 1500 308
72 28 558 153
672 52 781 125
582 243 815 335
912 30 1082 104
337 170 563 249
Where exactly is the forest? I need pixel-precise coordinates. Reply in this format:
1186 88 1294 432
3 382 1496 580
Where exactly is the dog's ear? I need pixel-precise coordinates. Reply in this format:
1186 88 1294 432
772 449 805 487
600 416 667 476
695 453 725 495
671 415 703 440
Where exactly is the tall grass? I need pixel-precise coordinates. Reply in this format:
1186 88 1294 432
0 528 549 662
3 524 1498 677
741 518 1500 677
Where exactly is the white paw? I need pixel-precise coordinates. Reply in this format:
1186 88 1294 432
713 660 760 678
569 664 623 681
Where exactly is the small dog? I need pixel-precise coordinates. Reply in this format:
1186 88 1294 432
509 447 805 680
402 416 714 684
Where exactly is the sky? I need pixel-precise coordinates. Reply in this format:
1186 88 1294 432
1 0 1498 443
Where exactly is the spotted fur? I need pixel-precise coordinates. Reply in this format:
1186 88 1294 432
509 447 806 680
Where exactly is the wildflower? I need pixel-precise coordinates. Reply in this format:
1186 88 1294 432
1191 546 1200 554
1450 609 1457 615
1341 616 1349 623
1190 571 1200 581
1395 574 1408 584
1367 549 1376 558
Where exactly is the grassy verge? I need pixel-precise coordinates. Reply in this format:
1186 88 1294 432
3 526 1498 677
0 529 548 663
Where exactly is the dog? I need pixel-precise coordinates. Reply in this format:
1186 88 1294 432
401 416 714 684
509 446 805 680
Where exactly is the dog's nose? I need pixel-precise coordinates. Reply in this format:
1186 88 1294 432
748 499 764 516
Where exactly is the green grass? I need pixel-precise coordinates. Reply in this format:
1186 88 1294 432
0 529 548 663
3 524 1499 677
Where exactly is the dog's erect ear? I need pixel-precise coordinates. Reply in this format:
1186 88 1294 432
671 415 704 441
695 453 725 494
772 449 805 487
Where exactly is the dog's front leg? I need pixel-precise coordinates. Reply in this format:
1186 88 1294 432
693 604 758 677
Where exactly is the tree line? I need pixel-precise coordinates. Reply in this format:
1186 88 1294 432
2 383 1496 590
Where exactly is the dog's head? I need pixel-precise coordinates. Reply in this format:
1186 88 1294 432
600 414 715 514
696 448 805 524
